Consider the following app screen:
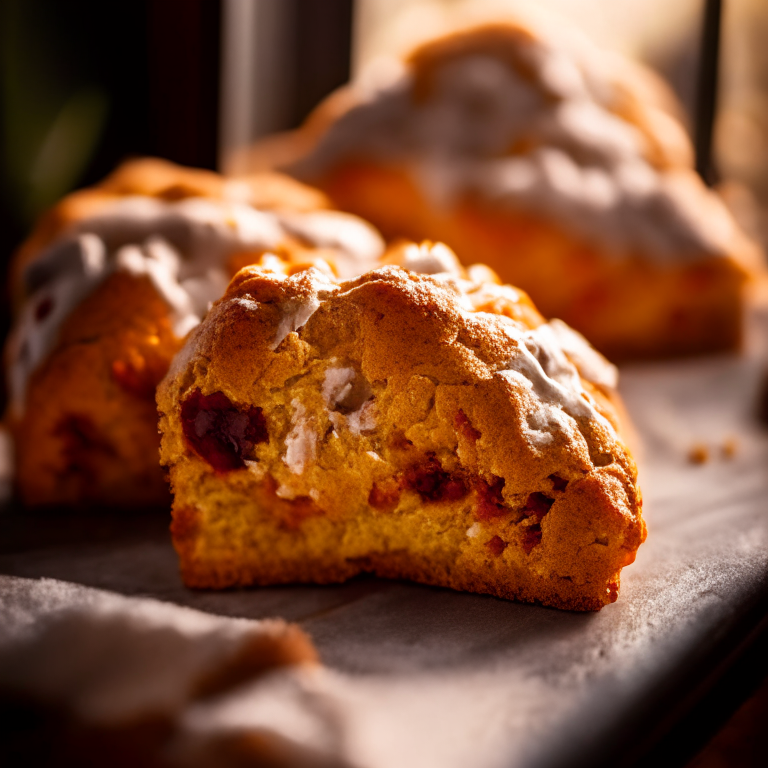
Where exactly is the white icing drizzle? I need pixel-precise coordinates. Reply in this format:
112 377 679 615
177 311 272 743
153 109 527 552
277 211 384 278
114 238 202 337
270 294 322 351
269 260 614 452
396 242 463 276
9 195 383 415
171 257 615 457
7 234 107 418
289 37 735 261
495 317 615 449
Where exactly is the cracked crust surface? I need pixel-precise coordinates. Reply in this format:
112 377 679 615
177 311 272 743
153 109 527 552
158 260 645 611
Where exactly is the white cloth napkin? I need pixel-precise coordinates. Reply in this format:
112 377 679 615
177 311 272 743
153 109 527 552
0 575 348 768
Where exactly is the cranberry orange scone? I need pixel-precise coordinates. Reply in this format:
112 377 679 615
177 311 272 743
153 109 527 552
5 158 383 507
158 247 645 611
251 21 763 360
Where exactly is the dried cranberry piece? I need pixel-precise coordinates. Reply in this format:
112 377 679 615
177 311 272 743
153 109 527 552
369 479 400 510
441 478 468 501
455 410 481 442
548 474 568 492
523 492 555 522
522 525 542 554
401 455 467 503
181 389 267 472
486 535 507 557
475 476 506 520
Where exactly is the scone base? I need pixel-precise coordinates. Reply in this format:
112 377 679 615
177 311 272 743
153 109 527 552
177 549 615 613
171 478 635 613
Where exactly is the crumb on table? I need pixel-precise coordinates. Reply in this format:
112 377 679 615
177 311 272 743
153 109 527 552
688 444 709 465
722 437 738 459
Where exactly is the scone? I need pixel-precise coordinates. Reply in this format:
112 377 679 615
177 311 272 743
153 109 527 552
4 158 384 507
158 243 645 611
249 20 763 360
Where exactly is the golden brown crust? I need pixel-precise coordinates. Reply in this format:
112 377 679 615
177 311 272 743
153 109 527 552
159 262 645 611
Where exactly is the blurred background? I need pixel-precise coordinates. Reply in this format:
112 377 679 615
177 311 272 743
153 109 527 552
5 0 768 254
